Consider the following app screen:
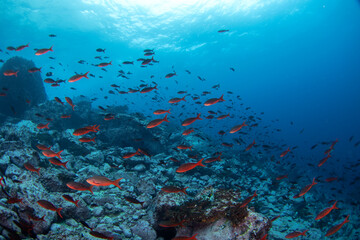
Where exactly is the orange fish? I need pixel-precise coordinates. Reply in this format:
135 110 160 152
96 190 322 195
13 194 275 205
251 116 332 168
204 94 224 106
204 154 222 163
181 113 202 126
61 115 71 119
245 140 256 151
276 174 288 181
159 219 186 228
62 194 79 207
280 147 290 157
24 162 40 175
172 233 198 240
0 176 4 187
260 234 268 240
169 96 186 104
79 137 96 143
97 61 112 67
54 97 64 105
161 186 188 194
147 114 169 128
318 154 331 167
6 197 23 204
65 97 76 111
325 177 338 182
90 231 114 240
37 199 62 218
140 85 157 93
230 121 247 133
73 125 100 136
295 177 317 198
177 145 192 151
16 43 29 51
48 157 68 169
217 113 229 120
315 201 338 220
239 191 257 208
123 149 140 159
68 71 89 82
36 144 52 151
154 109 171 115
285 230 308 238
176 158 205 173
182 128 194 136
35 46 53 55
325 215 349 237
37 123 49 129
42 149 63 159
86 176 123 189
66 181 93 194
28 67 42 73
3 70 19 77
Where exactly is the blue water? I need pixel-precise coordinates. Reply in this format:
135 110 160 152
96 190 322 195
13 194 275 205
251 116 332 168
1 0 360 239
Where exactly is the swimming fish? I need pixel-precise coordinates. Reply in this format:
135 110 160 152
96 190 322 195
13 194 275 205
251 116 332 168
66 182 94 194
285 230 308 239
315 201 338 220
176 158 205 173
86 176 123 189
204 94 224 106
147 115 169 128
37 200 62 218
325 215 349 237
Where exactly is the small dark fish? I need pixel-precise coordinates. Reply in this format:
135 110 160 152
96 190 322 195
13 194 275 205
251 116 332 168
311 144 318 150
124 196 144 207
80 220 93 231
46 72 53 77
218 29 229 33
49 34 56 37
96 48 106 53
230 67 235 71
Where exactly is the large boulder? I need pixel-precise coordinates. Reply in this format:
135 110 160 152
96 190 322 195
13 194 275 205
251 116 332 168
0 56 47 117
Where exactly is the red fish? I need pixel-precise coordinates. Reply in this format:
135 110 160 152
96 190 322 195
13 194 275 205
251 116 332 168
65 97 76 111
124 196 144 207
172 233 198 240
276 174 288 181
35 46 53 55
54 97 64 105
161 186 188 194
182 129 194 136
140 85 157 93
28 67 42 73
0 176 4 187
28 214 46 222
48 158 68 169
79 137 96 143
229 121 247 133
270 215 281 222
260 234 268 240
217 113 229 120
169 96 186 104
73 125 100 136
37 123 49 129
3 70 19 77
24 162 40 175
86 176 123 189
315 201 338 220
165 72 176 78
97 61 112 67
61 115 71 119
222 142 233 148
181 113 202 126
204 94 224 106
159 219 186 228
123 149 140 159
325 177 338 182
37 200 62 218
325 215 349 237
245 140 256 151
280 147 290 157
318 154 331 167
90 231 114 240
42 149 63 159
295 177 317 198
62 194 79 207
239 191 257 208
147 114 169 128
68 71 89 82
16 43 29 51
176 158 205 173
177 145 192 151
66 182 93 194
285 230 308 238
154 109 170 115
204 153 222 163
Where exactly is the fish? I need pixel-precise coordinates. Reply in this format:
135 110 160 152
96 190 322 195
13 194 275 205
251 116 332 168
37 123 49 129
276 174 288 181
79 137 96 143
280 147 290 158
177 145 192 151
123 149 140 159
36 144 52 151
229 121 247 133
42 149 63 159
62 194 79 207
176 158 205 173
204 94 224 106
295 178 317 198
318 154 331 167
28 213 46 222
325 215 350 237
147 114 169 128
218 29 229 33
6 197 23 204
325 177 338 182
239 191 257 208
28 67 42 73
24 162 40 175
73 125 100 136
161 186 188 194
165 72 176 78
80 220 93 231
245 140 256 151
182 114 202 126
66 182 94 194
204 154 222 163
48 157 68 169
37 200 63 218
270 215 281 222
35 46 53 55
124 196 144 207
3 70 19 77
90 231 114 240
159 219 186 228
217 113 230 120
61 115 71 119
0 176 4 187
97 61 112 67
182 128 194 136
140 85 157 93
169 96 186 104
68 71 89 82
315 201 338 220
172 233 198 240
96 48 106 53
122 61 133 64
65 97 76 111
285 230 308 239
154 109 171 115
86 176 123 189
49 34 56 37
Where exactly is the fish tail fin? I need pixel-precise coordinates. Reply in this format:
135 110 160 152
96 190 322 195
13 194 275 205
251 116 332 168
57 150 63 159
181 96 186 101
333 201 339 209
89 185 94 194
57 208 63 218
163 114 169 122
39 67 42 72
15 71 18 77
219 94 224 101
312 177 317 185
191 233 198 239
302 230 309 236
254 190 258 197
50 46 53 51
63 161 68 169
41 215 46 222
45 123 50 129
182 187 189 195
198 158 205 167
109 61 112 65
168 109 171 113
189 146 193 151
75 200 80 207
113 178 123 189
84 71 89 79
344 215 350 223
140 201 144 208
36 168 41 176
91 137 96 143
72 105 75 111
